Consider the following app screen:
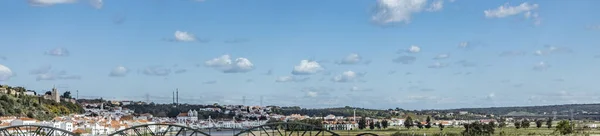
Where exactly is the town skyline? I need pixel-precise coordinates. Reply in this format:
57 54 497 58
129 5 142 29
1 0 600 109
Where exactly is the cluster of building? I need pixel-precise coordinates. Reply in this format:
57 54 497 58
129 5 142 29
0 85 75 103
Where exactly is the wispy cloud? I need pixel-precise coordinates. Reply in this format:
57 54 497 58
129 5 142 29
45 48 70 57
393 56 417 64
109 66 129 77
484 2 541 25
276 76 310 83
140 66 171 76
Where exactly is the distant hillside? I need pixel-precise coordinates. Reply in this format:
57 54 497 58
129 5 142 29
439 103 600 116
273 106 395 118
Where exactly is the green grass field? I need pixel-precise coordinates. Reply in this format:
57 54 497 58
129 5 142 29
329 126 600 136
245 127 600 136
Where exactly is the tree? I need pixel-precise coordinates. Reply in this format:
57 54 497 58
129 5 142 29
521 119 530 129
416 122 424 129
555 120 574 135
381 120 389 129
45 91 52 96
489 121 496 128
535 119 543 128
375 121 381 129
425 116 432 129
404 116 414 129
546 118 553 129
514 121 521 129
259 116 267 120
369 121 375 130
462 122 495 136
438 123 445 131
358 118 366 130
498 117 507 128
61 91 72 99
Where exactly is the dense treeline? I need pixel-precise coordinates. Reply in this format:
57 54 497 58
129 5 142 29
438 103 600 115
123 103 236 119
0 94 84 121
274 106 393 118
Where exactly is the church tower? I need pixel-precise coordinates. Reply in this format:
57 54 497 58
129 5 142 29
51 86 60 103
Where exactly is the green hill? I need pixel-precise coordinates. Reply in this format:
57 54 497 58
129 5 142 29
0 87 84 121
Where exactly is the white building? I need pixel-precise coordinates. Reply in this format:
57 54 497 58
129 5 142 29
177 110 198 123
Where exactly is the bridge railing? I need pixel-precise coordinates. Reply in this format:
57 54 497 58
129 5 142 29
234 122 340 136
108 123 211 136
0 125 77 136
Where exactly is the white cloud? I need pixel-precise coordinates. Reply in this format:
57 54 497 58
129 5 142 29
426 0 443 12
275 76 309 83
534 46 572 56
458 42 469 48
428 62 448 69
486 93 495 99
372 0 444 25
0 64 13 81
28 0 76 6
292 60 323 75
408 45 421 53
174 30 196 42
332 71 365 83
532 61 550 71
336 53 363 65
484 2 541 25
89 0 102 9
109 66 128 77
433 53 449 60
45 48 70 57
205 55 254 73
306 91 318 98
350 86 373 92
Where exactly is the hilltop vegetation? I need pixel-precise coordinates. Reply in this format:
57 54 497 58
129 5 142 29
273 106 396 118
438 103 600 115
0 85 84 120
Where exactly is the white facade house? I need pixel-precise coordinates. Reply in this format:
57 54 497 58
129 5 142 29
177 110 198 123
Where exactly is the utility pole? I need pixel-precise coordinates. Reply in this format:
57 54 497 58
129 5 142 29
145 93 150 103
172 91 175 104
176 88 179 105
260 96 263 107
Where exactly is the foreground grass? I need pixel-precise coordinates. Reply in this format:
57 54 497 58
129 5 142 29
330 126 600 136
243 127 600 135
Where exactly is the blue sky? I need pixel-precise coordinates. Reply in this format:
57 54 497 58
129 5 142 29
0 0 600 109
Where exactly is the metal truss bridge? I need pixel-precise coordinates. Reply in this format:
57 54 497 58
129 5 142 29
0 123 378 136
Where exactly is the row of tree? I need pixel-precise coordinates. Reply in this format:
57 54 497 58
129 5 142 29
357 118 390 130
